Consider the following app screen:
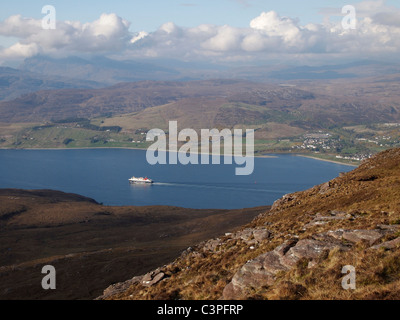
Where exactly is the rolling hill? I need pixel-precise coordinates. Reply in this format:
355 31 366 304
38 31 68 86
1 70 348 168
0 76 399 161
99 147 400 300
0 189 265 300
0 80 317 123
20 55 180 85
1 77 399 127
0 66 102 102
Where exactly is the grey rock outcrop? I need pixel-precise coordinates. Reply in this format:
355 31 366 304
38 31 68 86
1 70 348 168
226 227 272 246
222 225 399 300
142 269 165 287
222 238 348 299
303 211 353 230
341 229 384 246
97 268 167 299
202 238 222 252
371 237 400 250
270 194 299 212
96 275 143 300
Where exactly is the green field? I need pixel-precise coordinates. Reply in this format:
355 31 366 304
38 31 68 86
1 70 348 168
1 124 151 149
1 115 399 165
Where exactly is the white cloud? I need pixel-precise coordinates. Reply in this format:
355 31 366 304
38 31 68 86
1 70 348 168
82 13 130 40
202 25 242 51
0 0 399 65
0 15 42 38
250 11 301 44
0 13 131 61
159 22 179 35
373 11 400 27
241 32 269 52
130 31 149 44
2 42 40 59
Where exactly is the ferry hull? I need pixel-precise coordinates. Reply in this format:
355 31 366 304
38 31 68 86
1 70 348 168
129 176 154 184
129 180 153 184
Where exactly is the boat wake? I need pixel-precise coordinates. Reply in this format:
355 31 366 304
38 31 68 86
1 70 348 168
152 182 288 194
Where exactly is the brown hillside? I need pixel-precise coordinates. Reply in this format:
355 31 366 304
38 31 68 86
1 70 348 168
102 148 400 300
0 80 271 122
0 189 264 300
1 78 399 129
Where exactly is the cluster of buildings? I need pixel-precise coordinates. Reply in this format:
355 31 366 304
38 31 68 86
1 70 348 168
335 154 372 161
294 132 339 151
293 132 375 161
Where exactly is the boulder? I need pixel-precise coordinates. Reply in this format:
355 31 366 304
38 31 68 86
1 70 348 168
271 194 297 212
303 212 352 230
180 247 193 258
97 275 143 300
376 224 400 232
342 229 384 246
231 227 272 245
253 229 272 242
319 182 331 194
203 238 222 252
222 238 348 300
239 229 253 241
142 270 165 287
223 251 288 300
371 237 400 250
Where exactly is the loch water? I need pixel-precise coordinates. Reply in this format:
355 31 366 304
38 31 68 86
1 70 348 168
0 149 354 209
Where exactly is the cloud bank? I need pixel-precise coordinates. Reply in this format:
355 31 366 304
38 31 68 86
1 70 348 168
0 13 131 60
0 0 399 64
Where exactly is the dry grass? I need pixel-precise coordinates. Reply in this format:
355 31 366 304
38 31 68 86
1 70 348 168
264 245 400 300
109 148 400 300
0 189 264 300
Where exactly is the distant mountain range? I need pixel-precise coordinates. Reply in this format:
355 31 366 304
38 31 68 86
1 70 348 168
0 77 399 129
1 56 400 104
1 56 400 158
0 65 103 101
20 55 181 85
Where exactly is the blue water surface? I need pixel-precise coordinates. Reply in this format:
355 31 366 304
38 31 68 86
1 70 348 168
0 149 354 209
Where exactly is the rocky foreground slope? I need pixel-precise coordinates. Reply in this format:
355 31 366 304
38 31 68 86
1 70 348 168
100 148 400 300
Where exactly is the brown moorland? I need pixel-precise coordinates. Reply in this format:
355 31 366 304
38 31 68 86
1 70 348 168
0 189 265 300
1 78 399 129
101 148 400 300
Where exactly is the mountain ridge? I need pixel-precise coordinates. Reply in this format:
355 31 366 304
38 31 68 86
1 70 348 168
20 55 181 85
1 78 399 126
0 65 103 102
99 148 400 300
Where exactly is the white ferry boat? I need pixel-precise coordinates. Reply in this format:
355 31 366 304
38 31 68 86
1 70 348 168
129 176 154 184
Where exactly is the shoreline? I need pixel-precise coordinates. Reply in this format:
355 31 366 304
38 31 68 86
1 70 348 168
0 147 359 165
295 154 359 167
0 146 278 158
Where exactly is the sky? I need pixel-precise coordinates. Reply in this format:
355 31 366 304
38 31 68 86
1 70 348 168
0 0 400 66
